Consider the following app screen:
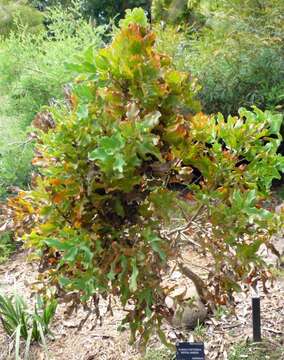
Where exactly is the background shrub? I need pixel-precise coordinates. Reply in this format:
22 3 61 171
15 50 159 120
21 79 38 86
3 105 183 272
30 0 152 24
154 0 284 117
0 2 105 198
188 2 284 116
0 0 44 37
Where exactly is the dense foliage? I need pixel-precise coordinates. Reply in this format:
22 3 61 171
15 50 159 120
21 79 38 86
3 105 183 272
153 0 284 116
0 0 43 37
30 0 151 23
10 9 284 345
151 0 190 24
188 0 284 116
0 3 105 198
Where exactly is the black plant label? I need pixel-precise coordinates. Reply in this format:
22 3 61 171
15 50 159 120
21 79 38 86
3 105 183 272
176 342 205 360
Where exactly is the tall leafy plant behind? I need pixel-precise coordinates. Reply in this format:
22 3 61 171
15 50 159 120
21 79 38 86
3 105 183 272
10 8 284 345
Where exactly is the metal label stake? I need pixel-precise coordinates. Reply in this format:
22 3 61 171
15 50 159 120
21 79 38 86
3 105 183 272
252 287 261 342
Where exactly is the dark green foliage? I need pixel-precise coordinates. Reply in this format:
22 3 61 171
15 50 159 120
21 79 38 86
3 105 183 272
152 0 195 24
81 0 151 24
30 0 151 24
0 232 15 263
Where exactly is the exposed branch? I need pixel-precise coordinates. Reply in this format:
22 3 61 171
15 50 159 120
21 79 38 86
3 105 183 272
178 262 214 311
167 204 205 236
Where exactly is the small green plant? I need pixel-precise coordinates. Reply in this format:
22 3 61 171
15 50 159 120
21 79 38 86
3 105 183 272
193 320 206 339
0 231 15 263
214 305 228 321
0 294 57 358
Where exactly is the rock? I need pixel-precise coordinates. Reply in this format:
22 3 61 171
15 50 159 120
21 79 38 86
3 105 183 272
169 285 187 299
172 295 208 330
170 271 182 281
165 296 174 309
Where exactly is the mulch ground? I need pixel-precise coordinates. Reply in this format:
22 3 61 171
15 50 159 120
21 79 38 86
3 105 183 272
0 243 283 360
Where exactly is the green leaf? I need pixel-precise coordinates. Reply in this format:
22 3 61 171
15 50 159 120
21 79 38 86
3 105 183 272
113 155 126 173
137 135 162 161
107 262 117 281
144 230 167 261
63 247 78 262
44 238 72 251
129 257 139 292
268 112 283 134
119 8 148 28
77 104 89 119
15 324 21 360
139 111 161 131
114 198 125 217
95 54 109 71
237 240 262 262
245 190 257 207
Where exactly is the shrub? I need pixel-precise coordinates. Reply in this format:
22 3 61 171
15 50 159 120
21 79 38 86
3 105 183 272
188 24 284 116
0 0 44 37
0 94 35 199
151 0 190 24
0 115 34 199
0 2 105 127
10 9 284 346
154 0 284 117
0 2 105 198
